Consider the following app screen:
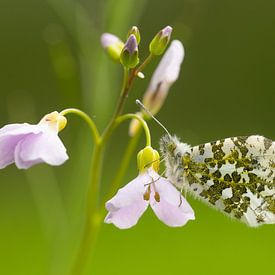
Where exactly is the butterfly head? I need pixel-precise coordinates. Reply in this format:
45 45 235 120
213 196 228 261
160 134 191 160
159 134 177 156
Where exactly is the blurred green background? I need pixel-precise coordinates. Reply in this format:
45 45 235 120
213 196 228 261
1 0 275 274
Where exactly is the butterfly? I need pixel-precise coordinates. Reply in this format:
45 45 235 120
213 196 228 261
159 134 275 227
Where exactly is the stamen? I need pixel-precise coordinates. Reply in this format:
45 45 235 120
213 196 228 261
143 186 151 201
154 192 160 202
151 181 161 203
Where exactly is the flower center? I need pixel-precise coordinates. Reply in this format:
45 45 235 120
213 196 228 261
143 180 161 203
40 111 67 132
152 181 160 203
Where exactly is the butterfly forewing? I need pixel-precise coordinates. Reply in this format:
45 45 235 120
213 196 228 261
161 135 275 227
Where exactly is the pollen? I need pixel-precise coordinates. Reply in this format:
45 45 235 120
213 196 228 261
154 192 160 202
143 186 151 201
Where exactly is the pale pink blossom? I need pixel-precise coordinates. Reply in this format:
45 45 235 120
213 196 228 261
143 40 184 115
0 111 68 169
105 168 195 229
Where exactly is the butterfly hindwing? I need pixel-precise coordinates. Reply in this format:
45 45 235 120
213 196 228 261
160 135 275 227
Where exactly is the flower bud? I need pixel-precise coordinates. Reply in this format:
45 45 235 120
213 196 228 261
127 26 141 44
137 146 160 172
101 33 124 62
142 40 184 115
149 26 173 56
120 34 139 68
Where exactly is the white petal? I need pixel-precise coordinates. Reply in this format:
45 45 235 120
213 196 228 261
104 174 150 229
149 170 195 227
14 131 68 169
142 40 184 114
149 40 184 91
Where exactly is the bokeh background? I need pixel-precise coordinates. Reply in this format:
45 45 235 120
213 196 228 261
1 0 275 274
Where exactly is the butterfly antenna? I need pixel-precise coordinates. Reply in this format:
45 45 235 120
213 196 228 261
136 99 171 137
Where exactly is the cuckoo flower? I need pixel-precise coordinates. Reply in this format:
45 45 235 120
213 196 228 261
105 146 195 229
0 111 68 169
129 40 184 136
143 40 184 116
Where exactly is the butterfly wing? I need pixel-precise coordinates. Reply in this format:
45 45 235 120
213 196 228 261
183 135 275 227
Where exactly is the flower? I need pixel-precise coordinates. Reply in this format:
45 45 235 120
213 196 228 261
129 40 184 137
143 40 184 116
101 33 124 62
104 146 195 229
0 111 68 169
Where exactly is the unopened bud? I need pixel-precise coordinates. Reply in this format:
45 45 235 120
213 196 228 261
101 33 124 62
120 34 139 68
149 26 173 55
127 26 141 44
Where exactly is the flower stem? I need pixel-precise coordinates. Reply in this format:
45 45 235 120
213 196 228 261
71 143 103 275
115 114 151 146
60 108 100 143
71 56 154 274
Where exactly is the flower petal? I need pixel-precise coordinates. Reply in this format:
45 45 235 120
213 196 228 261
142 40 184 115
0 123 43 168
104 174 150 229
14 131 68 169
149 170 195 227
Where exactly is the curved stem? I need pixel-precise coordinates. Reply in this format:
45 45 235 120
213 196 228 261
60 108 100 144
71 54 154 275
115 114 151 146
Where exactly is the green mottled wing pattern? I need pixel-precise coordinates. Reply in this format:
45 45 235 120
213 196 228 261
161 135 275 227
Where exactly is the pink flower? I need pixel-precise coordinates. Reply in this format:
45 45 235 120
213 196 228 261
143 40 184 115
0 111 68 169
105 167 195 229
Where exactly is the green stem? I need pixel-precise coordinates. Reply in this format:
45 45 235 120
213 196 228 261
60 108 102 275
71 68 130 275
71 144 103 275
115 114 151 146
71 54 154 275
60 108 100 144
